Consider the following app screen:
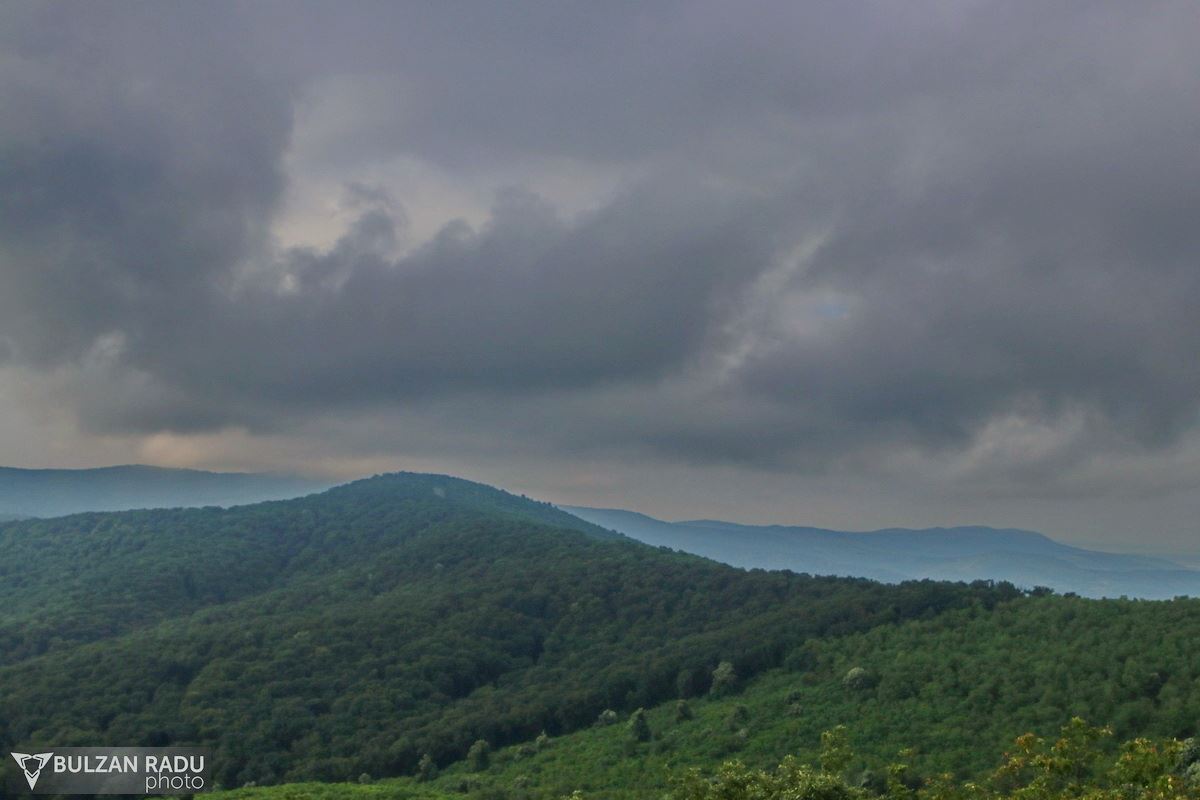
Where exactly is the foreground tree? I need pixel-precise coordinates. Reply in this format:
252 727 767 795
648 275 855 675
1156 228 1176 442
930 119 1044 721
415 753 437 782
467 739 491 772
670 757 858 800
629 707 652 743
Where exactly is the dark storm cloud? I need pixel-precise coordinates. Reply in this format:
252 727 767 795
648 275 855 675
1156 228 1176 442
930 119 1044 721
0 3 292 363
109 175 785 431
2 0 1200 495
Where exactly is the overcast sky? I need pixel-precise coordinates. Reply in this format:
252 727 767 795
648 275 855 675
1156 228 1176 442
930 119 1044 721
2 1 1199 550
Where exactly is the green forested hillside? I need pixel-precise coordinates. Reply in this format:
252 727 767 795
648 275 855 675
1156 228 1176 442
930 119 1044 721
5 473 1200 798
0 472 626 665
210 594 1200 799
0 473 1012 790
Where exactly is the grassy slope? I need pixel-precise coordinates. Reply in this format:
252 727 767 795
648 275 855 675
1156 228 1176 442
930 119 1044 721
211 593 1200 799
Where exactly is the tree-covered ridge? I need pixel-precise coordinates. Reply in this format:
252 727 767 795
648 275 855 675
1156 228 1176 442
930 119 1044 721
564 507 1200 600
203 592 1200 799
0 472 616 665
0 472 1016 790
6 472 1199 796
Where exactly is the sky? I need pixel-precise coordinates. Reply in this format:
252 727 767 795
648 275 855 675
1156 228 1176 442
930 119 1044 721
1 1 1199 551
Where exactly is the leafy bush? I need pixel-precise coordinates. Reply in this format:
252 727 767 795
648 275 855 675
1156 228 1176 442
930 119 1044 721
726 704 749 732
669 720 1195 800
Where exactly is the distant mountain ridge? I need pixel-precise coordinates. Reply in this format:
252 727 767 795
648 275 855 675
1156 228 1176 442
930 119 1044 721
561 506 1200 599
0 464 331 517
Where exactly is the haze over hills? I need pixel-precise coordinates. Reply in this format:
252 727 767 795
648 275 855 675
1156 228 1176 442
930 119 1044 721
1 462 1191 600
0 465 331 518
562 506 1200 600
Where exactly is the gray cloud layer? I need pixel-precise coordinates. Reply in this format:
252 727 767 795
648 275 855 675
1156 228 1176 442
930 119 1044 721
3 1 1200 535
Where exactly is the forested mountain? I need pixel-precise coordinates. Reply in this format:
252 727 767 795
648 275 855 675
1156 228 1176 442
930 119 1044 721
0 473 1014 790
0 464 329 517
6 472 1200 799
564 507 1200 599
